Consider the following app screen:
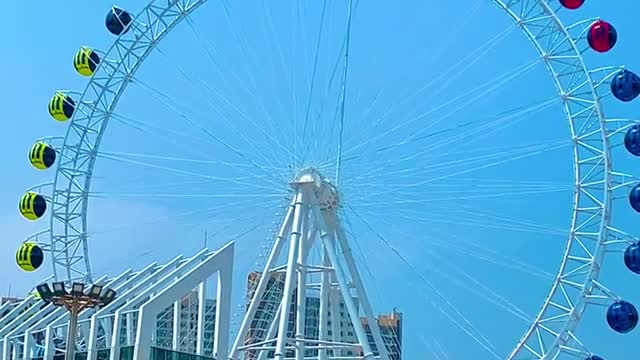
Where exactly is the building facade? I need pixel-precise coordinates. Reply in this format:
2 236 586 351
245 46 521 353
155 290 217 356
245 271 402 359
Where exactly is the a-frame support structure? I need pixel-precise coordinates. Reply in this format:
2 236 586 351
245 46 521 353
229 170 390 360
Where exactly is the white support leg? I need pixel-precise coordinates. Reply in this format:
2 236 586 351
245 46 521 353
230 172 386 360
23 331 33 360
215 258 232 360
295 208 310 360
109 314 122 360
336 223 390 360
307 191 374 359
196 282 207 355
103 318 113 356
11 340 18 360
256 301 282 360
329 287 341 357
229 199 296 359
126 313 135 347
274 190 306 360
86 317 99 360
2 336 11 360
173 300 181 351
317 250 330 360
43 324 56 359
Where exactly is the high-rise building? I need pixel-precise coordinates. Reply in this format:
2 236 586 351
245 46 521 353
0 297 22 305
155 290 217 356
361 310 403 360
244 271 286 359
244 271 402 359
0 297 22 318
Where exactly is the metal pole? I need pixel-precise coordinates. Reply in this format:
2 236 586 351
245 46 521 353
295 208 310 360
317 250 330 360
336 223 390 360
65 301 79 360
274 190 306 360
256 302 283 360
230 199 296 359
308 194 374 359
329 288 341 357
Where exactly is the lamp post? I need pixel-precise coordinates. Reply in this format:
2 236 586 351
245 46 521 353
36 282 116 360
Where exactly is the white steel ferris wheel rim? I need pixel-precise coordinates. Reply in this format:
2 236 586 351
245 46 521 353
47 0 615 358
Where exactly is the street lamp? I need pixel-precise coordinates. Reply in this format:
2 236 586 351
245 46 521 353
36 282 116 360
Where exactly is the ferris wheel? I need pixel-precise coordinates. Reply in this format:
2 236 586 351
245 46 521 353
14 0 640 358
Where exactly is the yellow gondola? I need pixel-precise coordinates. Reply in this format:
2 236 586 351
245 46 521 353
19 192 47 221
74 47 101 76
16 242 44 272
48 92 75 121
29 141 56 170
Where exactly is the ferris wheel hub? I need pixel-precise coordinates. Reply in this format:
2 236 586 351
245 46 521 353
293 168 323 187
292 168 340 213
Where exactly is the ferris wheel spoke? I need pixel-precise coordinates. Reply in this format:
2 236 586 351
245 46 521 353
336 96 559 175
134 50 297 178
89 192 287 200
99 151 288 171
349 203 564 239
181 10 303 174
93 210 273 274
351 188 569 207
347 23 512 143
301 0 365 169
129 77 291 186
95 152 284 191
110 112 213 148
355 177 570 190
334 0 354 185
341 57 541 159
88 197 272 236
299 0 329 169
260 0 305 168
342 219 463 359
94 175 284 197
218 0 263 93
348 180 573 200
377 25 517 132
353 205 566 236
428 236 555 281
414 146 570 187
179 18 258 104
181 212 273 241
344 203 557 280
374 141 569 190
428 338 450 360
344 207 502 359
290 0 301 162
342 216 443 360
153 46 294 172
347 178 570 200
343 0 487 149
343 212 534 323
343 139 569 186
422 247 532 323
355 189 568 207
360 97 558 167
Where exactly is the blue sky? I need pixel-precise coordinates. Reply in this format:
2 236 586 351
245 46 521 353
1 0 640 359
